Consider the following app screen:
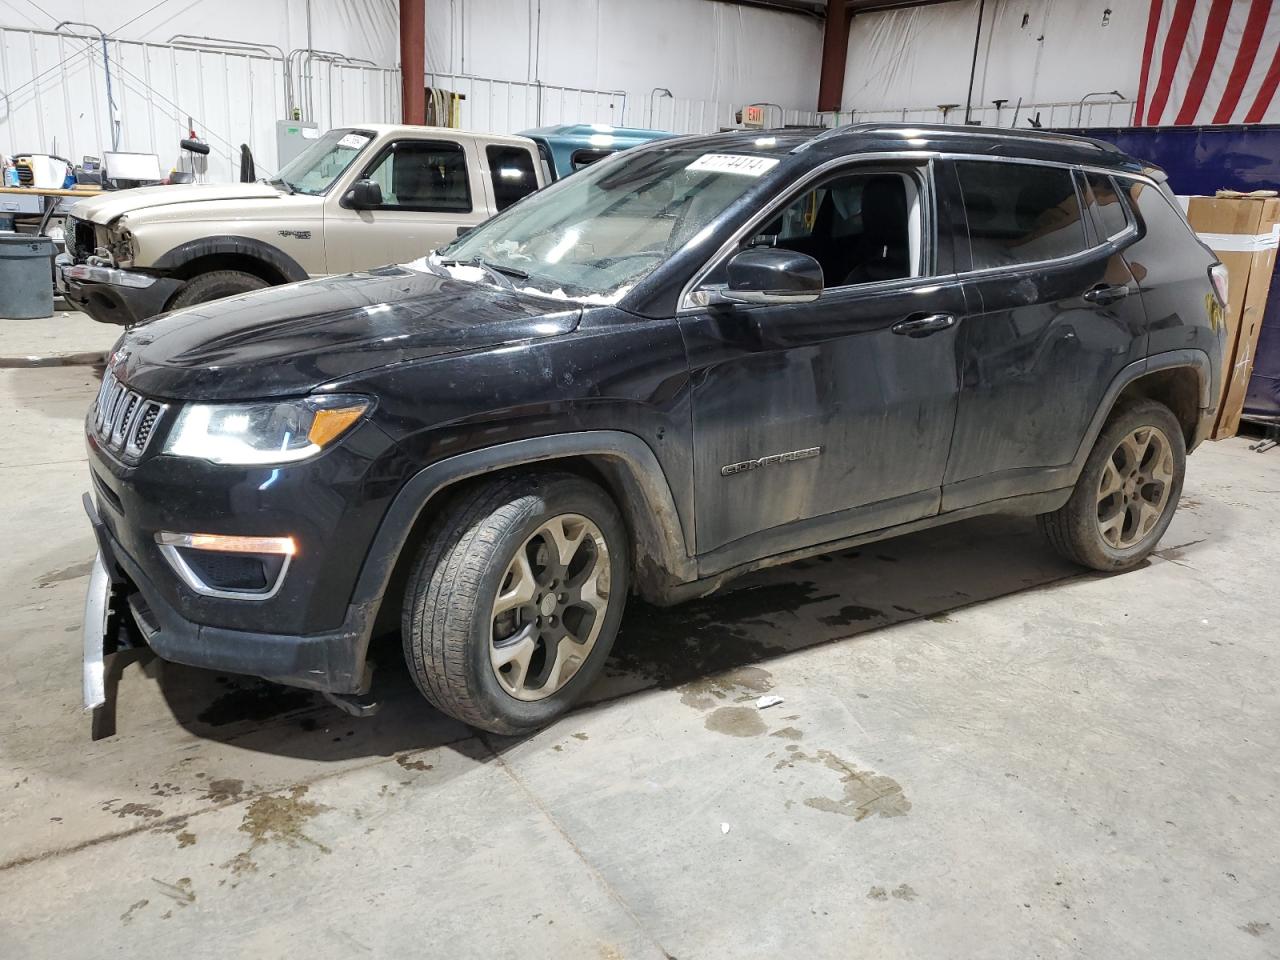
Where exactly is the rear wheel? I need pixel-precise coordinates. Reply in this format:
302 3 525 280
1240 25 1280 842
1039 400 1186 571
401 472 629 734
168 269 268 309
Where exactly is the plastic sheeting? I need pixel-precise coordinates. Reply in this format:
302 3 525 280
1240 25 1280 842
0 26 398 181
0 0 398 66
1 0 823 180
841 1 1150 120
424 0 821 128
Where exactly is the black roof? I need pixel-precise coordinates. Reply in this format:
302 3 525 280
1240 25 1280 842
655 122 1148 175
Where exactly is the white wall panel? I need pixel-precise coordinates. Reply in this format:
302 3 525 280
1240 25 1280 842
0 27 392 182
0 0 398 67
424 0 822 124
2 0 824 185
841 0 1148 120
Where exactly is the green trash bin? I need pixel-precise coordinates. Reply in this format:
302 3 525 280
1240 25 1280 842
0 234 55 319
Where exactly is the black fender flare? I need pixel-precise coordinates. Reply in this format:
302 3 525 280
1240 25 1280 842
349 431 697 616
1070 348 1214 472
151 235 309 283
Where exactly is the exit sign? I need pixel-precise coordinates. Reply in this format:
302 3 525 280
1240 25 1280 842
742 104 765 128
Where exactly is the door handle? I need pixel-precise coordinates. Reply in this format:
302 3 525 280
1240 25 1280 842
891 313 956 338
1083 283 1130 305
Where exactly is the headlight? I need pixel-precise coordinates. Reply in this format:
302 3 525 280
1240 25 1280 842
163 395 371 465
106 219 136 266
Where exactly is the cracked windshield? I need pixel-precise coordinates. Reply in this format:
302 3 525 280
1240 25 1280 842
423 147 780 302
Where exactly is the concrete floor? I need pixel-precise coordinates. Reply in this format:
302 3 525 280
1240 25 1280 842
1 319 1278 958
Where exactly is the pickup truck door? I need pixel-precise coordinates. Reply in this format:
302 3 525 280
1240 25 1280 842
323 136 491 272
680 161 965 568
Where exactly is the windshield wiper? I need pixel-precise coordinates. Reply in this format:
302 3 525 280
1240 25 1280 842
267 177 295 195
442 257 528 288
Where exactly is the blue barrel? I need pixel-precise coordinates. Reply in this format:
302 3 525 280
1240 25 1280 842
0 234 54 319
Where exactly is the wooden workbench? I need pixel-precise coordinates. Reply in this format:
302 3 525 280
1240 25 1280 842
0 184 101 216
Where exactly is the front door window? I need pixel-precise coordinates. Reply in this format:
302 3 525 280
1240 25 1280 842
363 141 472 212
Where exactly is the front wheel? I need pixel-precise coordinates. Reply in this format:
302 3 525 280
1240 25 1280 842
168 269 268 310
1039 399 1186 571
401 472 630 734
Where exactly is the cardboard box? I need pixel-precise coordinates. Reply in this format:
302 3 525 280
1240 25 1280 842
1185 195 1280 438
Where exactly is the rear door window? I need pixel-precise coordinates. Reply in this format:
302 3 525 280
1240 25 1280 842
486 145 538 211
956 161 1087 269
1082 172 1131 241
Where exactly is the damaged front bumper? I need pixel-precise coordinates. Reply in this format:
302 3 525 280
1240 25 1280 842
62 263 182 325
80 493 377 720
81 551 113 711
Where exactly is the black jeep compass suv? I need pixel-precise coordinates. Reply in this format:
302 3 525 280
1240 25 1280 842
83 124 1227 733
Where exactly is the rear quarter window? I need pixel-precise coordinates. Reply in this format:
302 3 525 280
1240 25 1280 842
1082 173 1131 241
956 160 1088 269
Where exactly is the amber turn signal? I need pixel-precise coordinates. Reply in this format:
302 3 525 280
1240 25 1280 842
308 404 367 447
156 532 297 555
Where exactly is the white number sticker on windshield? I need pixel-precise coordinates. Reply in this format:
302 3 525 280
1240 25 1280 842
338 133 370 150
685 154 780 177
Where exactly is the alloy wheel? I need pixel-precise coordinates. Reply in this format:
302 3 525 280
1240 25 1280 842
1095 425 1175 549
489 513 611 701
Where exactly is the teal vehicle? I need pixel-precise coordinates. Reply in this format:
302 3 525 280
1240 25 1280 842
519 124 673 180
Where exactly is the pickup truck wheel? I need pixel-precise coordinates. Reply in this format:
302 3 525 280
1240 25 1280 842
1038 400 1185 571
401 472 629 735
168 270 268 309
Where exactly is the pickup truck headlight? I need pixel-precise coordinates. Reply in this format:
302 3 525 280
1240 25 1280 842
163 395 371 465
106 219 136 266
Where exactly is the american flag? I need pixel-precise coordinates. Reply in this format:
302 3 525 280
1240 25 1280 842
1136 0 1280 126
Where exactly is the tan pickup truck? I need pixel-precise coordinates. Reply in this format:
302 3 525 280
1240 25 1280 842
61 124 546 324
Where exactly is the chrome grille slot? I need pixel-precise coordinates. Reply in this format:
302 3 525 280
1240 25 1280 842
91 368 167 461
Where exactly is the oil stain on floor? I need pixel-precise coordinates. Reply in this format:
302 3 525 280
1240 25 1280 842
240 785 330 853
195 680 320 727
220 784 332 876
36 559 94 588
606 581 836 691
777 748 910 821
703 706 767 738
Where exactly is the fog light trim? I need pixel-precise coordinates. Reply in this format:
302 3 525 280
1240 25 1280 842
155 531 294 600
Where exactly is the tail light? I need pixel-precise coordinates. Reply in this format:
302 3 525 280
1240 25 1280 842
1210 262 1230 309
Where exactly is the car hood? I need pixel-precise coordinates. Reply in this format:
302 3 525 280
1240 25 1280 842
114 267 582 401
70 182 286 224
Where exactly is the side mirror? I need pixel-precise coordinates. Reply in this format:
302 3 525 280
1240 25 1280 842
456 225 474 239
722 247 823 305
343 178 383 210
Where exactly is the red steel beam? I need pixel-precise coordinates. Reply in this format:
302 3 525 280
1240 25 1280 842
818 0 850 112
400 0 425 124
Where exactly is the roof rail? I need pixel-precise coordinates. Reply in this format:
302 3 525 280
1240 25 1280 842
791 122 1120 154
790 122 876 153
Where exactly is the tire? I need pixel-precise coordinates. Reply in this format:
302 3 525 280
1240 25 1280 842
401 472 630 735
168 270 268 309
1038 399 1186 571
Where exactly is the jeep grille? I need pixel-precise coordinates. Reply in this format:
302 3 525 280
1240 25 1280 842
92 368 166 461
